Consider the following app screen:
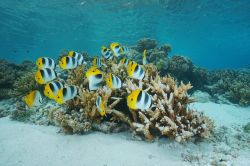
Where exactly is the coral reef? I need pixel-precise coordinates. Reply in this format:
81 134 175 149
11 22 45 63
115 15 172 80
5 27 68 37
131 38 249 106
162 55 208 90
135 38 158 52
206 69 250 106
50 60 213 142
0 60 37 100
131 39 206 89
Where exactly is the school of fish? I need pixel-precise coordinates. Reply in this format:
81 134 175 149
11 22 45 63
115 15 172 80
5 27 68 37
24 43 150 116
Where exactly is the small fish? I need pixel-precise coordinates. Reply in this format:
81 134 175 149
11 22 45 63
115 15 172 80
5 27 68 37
119 58 130 67
54 85 78 104
106 73 122 90
44 81 64 100
127 61 145 80
35 68 57 84
36 57 56 69
122 46 130 55
96 96 106 116
101 46 114 60
85 66 103 91
59 56 78 70
92 57 103 68
68 51 86 65
127 89 152 110
110 42 124 57
142 49 148 65
23 90 43 108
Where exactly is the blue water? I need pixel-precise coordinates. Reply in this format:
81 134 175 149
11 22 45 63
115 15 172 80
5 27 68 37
0 0 250 69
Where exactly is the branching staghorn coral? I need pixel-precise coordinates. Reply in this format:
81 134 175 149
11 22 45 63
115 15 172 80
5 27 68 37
51 60 213 142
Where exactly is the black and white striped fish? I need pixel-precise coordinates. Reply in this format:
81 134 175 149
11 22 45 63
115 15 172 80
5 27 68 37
59 56 78 69
35 68 57 84
36 57 56 69
106 73 122 89
44 81 64 100
101 46 114 60
68 51 86 65
127 89 152 110
85 66 103 91
127 61 145 80
55 85 78 104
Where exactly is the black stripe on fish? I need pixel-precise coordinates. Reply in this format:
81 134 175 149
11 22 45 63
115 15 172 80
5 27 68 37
42 58 46 64
46 68 52 77
72 52 76 57
49 83 55 92
70 86 74 95
95 74 103 79
134 65 139 73
66 57 69 64
137 91 142 103
55 81 62 89
72 57 76 64
77 54 82 61
54 70 57 77
40 69 45 78
48 58 52 66
105 51 109 56
139 67 144 76
144 93 149 106
115 45 119 49
63 88 67 97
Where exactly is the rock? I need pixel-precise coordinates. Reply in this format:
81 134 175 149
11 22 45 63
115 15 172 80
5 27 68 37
243 122 250 133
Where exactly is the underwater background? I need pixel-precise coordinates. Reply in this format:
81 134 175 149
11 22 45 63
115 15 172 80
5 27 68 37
1 0 250 69
1 1 250 166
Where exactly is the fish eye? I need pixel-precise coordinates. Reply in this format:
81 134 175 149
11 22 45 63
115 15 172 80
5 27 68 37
131 99 133 101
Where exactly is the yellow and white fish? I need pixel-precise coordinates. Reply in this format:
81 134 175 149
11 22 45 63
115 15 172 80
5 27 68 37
101 46 114 60
127 89 152 110
110 42 124 57
23 90 43 108
44 81 64 100
142 49 148 65
106 73 122 90
92 57 103 68
68 51 86 65
119 58 130 67
59 56 78 70
35 68 57 84
96 96 106 116
127 61 145 80
36 57 56 69
54 85 78 104
85 66 103 91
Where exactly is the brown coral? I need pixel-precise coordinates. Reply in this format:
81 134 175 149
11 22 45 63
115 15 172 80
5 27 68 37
51 59 213 142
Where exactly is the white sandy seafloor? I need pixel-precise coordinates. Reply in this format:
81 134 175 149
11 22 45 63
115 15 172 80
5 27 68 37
0 96 250 166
